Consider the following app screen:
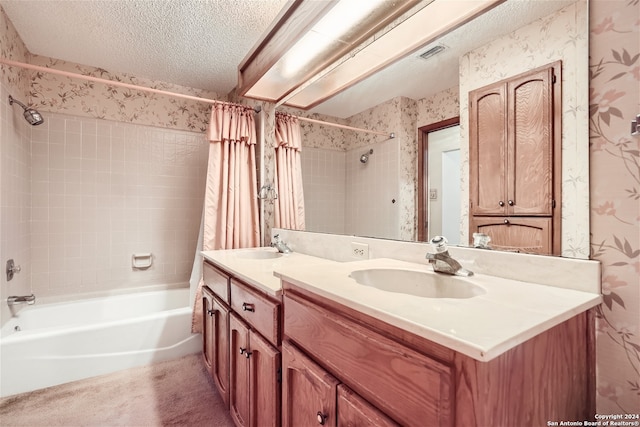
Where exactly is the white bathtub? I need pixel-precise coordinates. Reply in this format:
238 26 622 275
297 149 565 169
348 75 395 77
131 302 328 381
0 286 201 397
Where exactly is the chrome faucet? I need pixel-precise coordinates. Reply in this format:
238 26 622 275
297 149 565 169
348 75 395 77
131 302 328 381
425 236 473 277
270 234 292 254
7 294 36 306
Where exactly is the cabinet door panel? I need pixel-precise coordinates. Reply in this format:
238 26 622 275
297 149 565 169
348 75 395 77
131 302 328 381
508 67 554 215
202 286 215 374
472 216 552 255
470 82 507 215
249 331 281 427
282 341 339 427
230 313 251 427
212 295 230 408
337 384 399 427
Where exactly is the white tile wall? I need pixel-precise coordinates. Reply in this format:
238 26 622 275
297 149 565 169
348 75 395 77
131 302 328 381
301 140 400 239
28 112 209 298
300 147 346 234
345 139 399 239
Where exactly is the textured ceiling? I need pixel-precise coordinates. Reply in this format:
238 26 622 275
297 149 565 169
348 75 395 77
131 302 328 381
0 0 289 95
1 0 576 118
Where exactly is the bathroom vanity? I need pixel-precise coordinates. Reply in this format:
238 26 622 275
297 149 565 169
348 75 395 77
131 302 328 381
201 236 600 427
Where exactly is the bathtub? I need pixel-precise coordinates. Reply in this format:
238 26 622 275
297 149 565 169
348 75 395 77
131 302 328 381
0 286 201 397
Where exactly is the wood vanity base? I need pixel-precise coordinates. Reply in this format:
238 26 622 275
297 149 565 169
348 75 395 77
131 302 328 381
282 282 595 427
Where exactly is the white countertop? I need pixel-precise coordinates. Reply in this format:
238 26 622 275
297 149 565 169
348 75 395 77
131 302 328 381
274 258 601 361
201 248 601 362
201 247 332 298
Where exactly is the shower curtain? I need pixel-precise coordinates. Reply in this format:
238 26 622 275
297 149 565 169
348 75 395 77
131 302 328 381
191 103 260 333
274 112 305 230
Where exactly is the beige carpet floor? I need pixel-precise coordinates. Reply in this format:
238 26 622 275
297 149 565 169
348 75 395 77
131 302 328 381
0 353 235 427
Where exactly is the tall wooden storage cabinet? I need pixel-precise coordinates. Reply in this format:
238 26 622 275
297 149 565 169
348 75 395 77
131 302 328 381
469 61 561 255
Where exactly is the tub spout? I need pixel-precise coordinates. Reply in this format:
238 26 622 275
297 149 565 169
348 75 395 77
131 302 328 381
7 294 36 306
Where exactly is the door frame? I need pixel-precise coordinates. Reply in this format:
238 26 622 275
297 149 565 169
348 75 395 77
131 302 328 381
417 117 460 242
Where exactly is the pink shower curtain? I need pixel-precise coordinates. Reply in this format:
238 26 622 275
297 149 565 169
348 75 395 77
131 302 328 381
274 113 305 230
192 103 260 333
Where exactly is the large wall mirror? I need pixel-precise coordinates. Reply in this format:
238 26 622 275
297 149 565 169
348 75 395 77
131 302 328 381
283 0 589 259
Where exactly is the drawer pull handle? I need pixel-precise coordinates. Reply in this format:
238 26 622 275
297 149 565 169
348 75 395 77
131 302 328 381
244 351 252 359
242 302 255 312
239 347 246 355
504 219 510 224
317 412 327 425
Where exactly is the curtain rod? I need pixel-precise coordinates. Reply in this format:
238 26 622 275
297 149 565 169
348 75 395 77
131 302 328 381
281 112 395 139
0 57 261 112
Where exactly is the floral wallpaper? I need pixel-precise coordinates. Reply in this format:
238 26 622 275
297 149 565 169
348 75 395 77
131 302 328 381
459 0 590 257
589 0 640 413
28 54 220 133
416 86 459 126
0 6 27 92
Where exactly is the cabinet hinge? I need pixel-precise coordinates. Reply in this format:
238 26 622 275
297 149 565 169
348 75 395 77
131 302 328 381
277 368 282 384
552 74 557 84
552 199 556 208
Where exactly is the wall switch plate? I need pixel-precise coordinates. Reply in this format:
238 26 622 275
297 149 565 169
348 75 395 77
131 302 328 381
351 242 369 259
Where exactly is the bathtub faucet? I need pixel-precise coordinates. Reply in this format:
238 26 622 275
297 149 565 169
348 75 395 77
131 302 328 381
7 294 36 306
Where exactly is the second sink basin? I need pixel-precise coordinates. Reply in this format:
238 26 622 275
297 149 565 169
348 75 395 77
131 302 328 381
349 268 485 299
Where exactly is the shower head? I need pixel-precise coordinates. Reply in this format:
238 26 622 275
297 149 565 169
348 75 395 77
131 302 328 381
360 149 374 164
8 95 44 126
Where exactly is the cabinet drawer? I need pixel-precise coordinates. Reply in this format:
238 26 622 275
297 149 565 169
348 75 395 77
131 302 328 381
230 279 280 346
284 292 452 427
203 261 230 304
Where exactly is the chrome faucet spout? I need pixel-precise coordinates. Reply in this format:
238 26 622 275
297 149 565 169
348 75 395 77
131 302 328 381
425 236 473 277
7 294 36 306
270 234 292 254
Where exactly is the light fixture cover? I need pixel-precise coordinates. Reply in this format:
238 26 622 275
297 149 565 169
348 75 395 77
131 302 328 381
237 0 423 105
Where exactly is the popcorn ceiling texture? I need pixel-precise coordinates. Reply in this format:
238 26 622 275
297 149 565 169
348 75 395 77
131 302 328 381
0 0 289 94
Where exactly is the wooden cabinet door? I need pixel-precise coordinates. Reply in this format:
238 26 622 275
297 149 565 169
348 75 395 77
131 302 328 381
336 385 398 427
471 216 552 255
202 286 215 374
282 341 339 427
230 313 251 427
249 330 281 427
507 66 555 216
212 295 230 408
469 81 507 216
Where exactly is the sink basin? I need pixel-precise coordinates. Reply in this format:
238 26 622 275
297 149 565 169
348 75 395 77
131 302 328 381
349 268 485 299
236 249 283 260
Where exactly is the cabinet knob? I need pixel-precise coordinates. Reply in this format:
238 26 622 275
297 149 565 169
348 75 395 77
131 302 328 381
244 351 252 359
242 302 255 312
239 347 246 355
316 412 327 425
504 219 510 224
498 200 505 207
207 309 214 317
508 199 514 206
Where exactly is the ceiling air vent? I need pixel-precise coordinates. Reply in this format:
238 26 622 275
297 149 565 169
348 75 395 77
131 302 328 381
419 45 446 60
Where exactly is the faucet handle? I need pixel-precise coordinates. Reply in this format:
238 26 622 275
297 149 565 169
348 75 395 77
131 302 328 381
430 236 449 253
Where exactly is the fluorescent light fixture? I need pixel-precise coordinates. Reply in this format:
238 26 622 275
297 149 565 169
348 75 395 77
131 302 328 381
238 0 503 109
